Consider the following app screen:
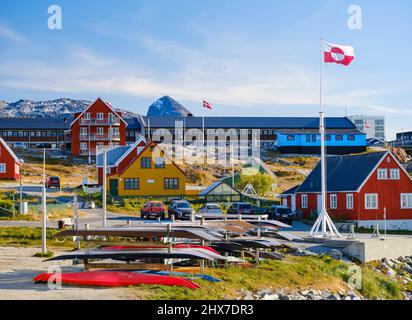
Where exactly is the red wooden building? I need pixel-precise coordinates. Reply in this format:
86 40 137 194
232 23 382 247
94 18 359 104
0 138 22 180
68 98 127 157
281 151 412 230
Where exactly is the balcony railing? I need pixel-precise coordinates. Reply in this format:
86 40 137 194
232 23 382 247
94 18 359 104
80 118 121 126
79 134 121 141
80 149 97 155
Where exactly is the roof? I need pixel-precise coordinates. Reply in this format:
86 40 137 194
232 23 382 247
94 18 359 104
0 118 71 130
140 116 356 129
276 128 363 135
70 98 128 127
199 180 240 195
96 146 131 166
0 138 21 163
125 117 142 130
296 152 387 193
280 185 300 196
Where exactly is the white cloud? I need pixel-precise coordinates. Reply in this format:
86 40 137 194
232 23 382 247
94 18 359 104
0 23 30 45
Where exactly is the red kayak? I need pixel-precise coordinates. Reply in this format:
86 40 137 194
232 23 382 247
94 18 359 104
101 244 219 255
33 271 199 289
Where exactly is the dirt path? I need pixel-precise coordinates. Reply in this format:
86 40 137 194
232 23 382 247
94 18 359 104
0 246 139 300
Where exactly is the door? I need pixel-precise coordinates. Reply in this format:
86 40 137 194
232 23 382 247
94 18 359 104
317 194 322 214
291 195 296 213
109 179 119 196
282 198 288 207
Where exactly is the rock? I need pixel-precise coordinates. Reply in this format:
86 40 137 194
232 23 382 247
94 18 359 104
344 296 352 300
262 294 279 300
402 264 412 274
328 294 341 300
243 293 254 300
279 294 291 300
387 268 396 278
398 256 406 263
328 249 343 260
405 257 412 265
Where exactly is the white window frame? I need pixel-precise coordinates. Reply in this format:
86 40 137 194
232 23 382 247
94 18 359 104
365 193 378 210
80 142 88 151
377 169 388 180
401 194 412 209
84 113 91 120
0 163 6 173
97 127 104 135
390 169 400 180
80 127 88 135
96 113 104 120
330 194 337 209
301 194 308 209
346 194 354 210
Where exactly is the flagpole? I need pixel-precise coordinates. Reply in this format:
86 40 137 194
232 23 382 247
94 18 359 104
309 38 341 238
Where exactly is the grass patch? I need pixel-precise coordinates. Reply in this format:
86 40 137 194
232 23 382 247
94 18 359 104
33 250 54 258
0 226 75 248
360 266 403 300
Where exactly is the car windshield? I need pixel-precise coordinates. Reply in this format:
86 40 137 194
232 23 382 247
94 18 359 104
177 203 191 208
240 204 253 209
276 208 291 214
207 205 220 210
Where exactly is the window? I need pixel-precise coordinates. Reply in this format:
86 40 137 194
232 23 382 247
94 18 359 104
301 194 308 208
80 142 88 150
377 169 388 180
164 178 179 190
97 127 104 135
312 135 317 142
336 135 343 141
346 194 354 209
330 194 337 209
108 113 115 123
96 113 104 120
141 157 151 169
0 163 5 173
365 194 378 209
390 169 400 180
287 135 295 141
347 135 355 141
325 135 331 141
354 120 363 125
401 194 412 209
306 135 311 142
124 178 139 190
84 113 91 120
155 157 165 168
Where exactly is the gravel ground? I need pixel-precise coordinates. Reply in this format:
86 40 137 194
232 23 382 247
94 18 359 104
0 246 138 300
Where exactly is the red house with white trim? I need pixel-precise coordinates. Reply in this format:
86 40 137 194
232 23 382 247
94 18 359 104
281 151 412 230
0 138 22 180
68 98 127 156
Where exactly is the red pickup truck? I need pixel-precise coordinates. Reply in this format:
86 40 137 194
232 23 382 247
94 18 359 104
140 201 166 220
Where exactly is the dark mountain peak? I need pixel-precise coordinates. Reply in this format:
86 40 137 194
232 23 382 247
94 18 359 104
147 96 193 117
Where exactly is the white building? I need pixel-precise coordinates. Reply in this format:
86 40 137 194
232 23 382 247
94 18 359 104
347 115 385 141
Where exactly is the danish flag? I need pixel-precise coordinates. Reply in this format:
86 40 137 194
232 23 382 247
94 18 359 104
323 41 355 66
203 100 213 110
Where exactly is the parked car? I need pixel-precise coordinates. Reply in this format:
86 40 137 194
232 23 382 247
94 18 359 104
168 200 195 220
227 202 255 215
46 176 61 189
13 142 26 149
198 203 223 214
140 201 166 220
267 205 294 225
36 143 52 149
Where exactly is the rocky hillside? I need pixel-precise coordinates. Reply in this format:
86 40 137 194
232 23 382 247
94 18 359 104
0 98 139 119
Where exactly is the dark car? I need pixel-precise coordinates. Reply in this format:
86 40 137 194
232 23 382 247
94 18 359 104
140 201 166 220
168 200 195 220
46 176 61 189
227 202 255 215
267 205 294 225
36 143 52 149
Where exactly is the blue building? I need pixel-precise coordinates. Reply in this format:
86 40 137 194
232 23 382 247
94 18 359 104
275 128 366 155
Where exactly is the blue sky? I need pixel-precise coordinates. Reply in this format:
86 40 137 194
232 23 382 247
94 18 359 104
0 0 411 139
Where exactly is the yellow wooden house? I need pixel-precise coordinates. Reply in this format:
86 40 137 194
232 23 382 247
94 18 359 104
105 141 186 197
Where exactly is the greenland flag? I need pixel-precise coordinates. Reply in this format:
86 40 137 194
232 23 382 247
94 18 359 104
323 41 355 66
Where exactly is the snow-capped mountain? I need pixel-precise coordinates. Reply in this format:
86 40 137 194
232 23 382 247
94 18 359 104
0 98 139 119
147 96 193 117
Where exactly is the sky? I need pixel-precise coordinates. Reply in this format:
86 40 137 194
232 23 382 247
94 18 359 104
0 0 411 140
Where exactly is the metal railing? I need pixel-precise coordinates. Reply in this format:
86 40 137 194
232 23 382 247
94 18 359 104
80 118 120 126
79 134 121 141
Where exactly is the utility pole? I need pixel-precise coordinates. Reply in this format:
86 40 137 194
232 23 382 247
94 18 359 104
42 148 47 254
19 160 24 215
102 148 107 228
